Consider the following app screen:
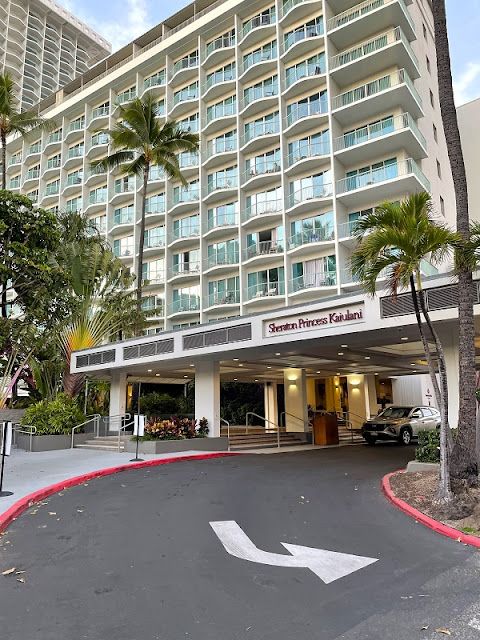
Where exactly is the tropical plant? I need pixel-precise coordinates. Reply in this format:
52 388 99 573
21 393 84 435
351 192 457 503
91 94 199 321
432 1 478 485
0 72 55 189
138 416 208 441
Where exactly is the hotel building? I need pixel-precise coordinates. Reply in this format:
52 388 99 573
1 0 110 110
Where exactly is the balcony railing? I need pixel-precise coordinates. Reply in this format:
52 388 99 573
113 210 134 225
288 141 330 165
330 27 418 71
170 262 201 277
141 299 165 314
328 0 414 34
89 191 108 205
91 105 109 120
205 69 235 91
206 34 236 58
206 138 237 157
206 290 240 307
172 224 200 241
47 131 62 144
205 251 239 268
69 119 85 133
243 199 283 222
243 120 280 145
26 168 40 180
338 220 361 238
286 97 329 127
67 147 84 159
244 161 281 181
283 22 324 53
172 56 199 75
336 158 430 193
9 155 22 166
242 84 278 109
241 48 277 74
288 183 333 207
334 112 426 152
288 225 334 248
149 167 166 181
332 68 421 110
144 73 165 90
247 281 285 300
207 175 238 193
291 271 337 292
114 180 134 194
281 0 310 18
46 157 62 169
66 174 83 186
28 143 41 155
145 236 165 249
242 12 276 38
207 213 238 230
91 133 109 147
44 183 60 196
285 61 326 87
244 241 283 260
169 298 200 314
178 153 199 169
206 101 236 123
117 90 137 105
173 88 199 105
173 188 200 205
9 178 20 189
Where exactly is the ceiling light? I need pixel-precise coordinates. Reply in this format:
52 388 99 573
338 352 344 356
275 352 281 356
155 373 160 377
254 379 258 382
183 375 188 378
341 344 348 348
233 358 239 361
336 372 341 376
316 370 321 374
401 337 409 341
233 378 238 381
411 363 416 366
364 356 370 360
375 373 379 376
267 366 272 369
239 364 244 367
190 364 195 367
147 369 152 372
351 363 358 367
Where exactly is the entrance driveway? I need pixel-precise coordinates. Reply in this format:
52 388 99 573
0 446 478 639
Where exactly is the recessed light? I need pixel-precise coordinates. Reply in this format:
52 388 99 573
267 366 272 369
364 356 370 360
155 373 160 377
189 364 194 367
233 358 239 361
239 364 244 367
411 363 416 366
401 337 409 341
254 379 259 382
275 352 281 356
183 375 188 378
351 363 358 367
336 372 341 376
233 378 238 381
338 352 344 356
316 370 321 374
341 344 348 348
147 369 152 372
375 373 379 376
412 370 417 373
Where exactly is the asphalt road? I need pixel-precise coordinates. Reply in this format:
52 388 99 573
0 446 478 640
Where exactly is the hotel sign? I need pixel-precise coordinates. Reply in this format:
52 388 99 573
264 304 365 337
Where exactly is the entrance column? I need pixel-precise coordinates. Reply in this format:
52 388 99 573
264 382 278 428
364 374 378 419
283 368 308 432
437 326 460 429
110 372 127 427
325 376 341 413
195 361 221 438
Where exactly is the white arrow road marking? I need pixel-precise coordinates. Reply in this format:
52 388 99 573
210 521 378 584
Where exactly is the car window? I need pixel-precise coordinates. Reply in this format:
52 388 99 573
421 408 433 417
380 407 412 419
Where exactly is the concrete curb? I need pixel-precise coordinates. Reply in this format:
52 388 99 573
382 470 480 549
0 452 241 534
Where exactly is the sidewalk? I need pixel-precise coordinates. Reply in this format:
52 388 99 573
0 447 222 515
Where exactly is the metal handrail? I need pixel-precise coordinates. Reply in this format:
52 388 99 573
246 412 280 448
118 420 135 452
71 414 101 448
280 411 309 431
12 424 37 452
220 418 230 450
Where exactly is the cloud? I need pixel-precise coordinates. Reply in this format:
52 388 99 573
57 0 153 51
453 62 480 105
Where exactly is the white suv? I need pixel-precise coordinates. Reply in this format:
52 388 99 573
361 406 441 445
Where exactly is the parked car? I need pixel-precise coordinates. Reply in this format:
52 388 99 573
361 406 441 446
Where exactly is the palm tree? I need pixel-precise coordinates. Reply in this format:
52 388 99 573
432 0 478 485
351 193 457 503
0 72 54 189
92 94 199 321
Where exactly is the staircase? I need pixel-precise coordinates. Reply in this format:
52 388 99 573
338 426 364 445
76 435 129 452
222 427 310 451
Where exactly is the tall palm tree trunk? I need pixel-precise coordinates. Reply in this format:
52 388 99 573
0 132 7 318
410 275 452 502
135 164 149 333
433 0 477 485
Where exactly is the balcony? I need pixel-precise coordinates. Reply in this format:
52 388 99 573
242 199 283 228
245 281 285 305
63 147 84 170
203 69 236 101
141 299 165 316
89 105 110 128
243 241 284 265
290 272 337 296
113 244 134 260
178 152 199 176
169 224 200 248
328 0 415 49
168 298 200 317
142 73 166 96
168 262 201 283
240 49 277 84
8 178 20 190
170 87 199 119
336 158 431 207
240 12 276 49
280 0 321 26
65 119 85 143
86 190 108 213
284 97 329 136
287 183 333 214
281 22 324 60
283 61 326 100
26 142 41 159
148 167 166 183
171 56 199 85
241 83 279 119
241 121 281 154
87 133 109 159
288 226 335 256
85 165 106 186
205 290 240 311
204 251 239 274
332 68 423 125
144 238 165 257
62 174 83 196
44 130 62 151
44 183 60 198
205 213 239 238
333 112 427 165
171 187 200 214
205 174 238 204
329 27 419 87
116 89 137 107
286 140 331 175
24 168 40 185
204 34 236 67
111 210 135 234
204 138 237 170
204 102 236 135
242 161 281 189
8 154 22 169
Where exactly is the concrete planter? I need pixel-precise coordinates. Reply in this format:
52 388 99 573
125 437 229 455
0 409 26 424
406 461 440 473
16 432 90 452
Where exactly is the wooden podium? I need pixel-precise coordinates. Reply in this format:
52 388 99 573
313 413 339 446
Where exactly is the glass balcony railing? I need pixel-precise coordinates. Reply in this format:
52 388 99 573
242 12 276 38
328 0 415 35
206 101 236 123
28 143 41 155
337 220 360 238
243 120 280 145
149 167 166 181
207 213 238 230
9 155 22 166
171 262 201 277
242 83 278 109
89 191 108 205
205 251 239 268
143 73 165 90
288 225 334 248
244 161 281 181
66 174 83 186
288 183 333 207
91 105 109 120
69 119 85 133
241 48 277 74
334 113 426 152
247 281 285 300
67 147 84 159
205 69 235 91
113 210 134 225
26 168 40 180
283 22 324 53
243 199 283 221
207 174 238 193
47 131 62 144
206 138 237 157
91 133 109 147
286 97 329 127
9 178 20 189
206 34 236 58
285 60 326 87
291 271 337 292
287 141 330 165
207 290 240 307
173 87 199 105
46 157 62 170
178 153 199 169
114 180 134 194
117 90 136 105
332 69 421 111
281 0 310 18
330 27 418 71
169 298 200 314
173 187 200 205
145 236 165 249
336 158 430 193
244 241 283 260
141 298 164 314
172 56 199 75
172 224 200 241
44 183 60 196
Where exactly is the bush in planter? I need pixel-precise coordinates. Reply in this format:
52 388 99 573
415 429 440 463
21 393 85 435
135 416 209 441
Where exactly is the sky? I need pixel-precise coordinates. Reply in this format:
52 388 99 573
58 0 480 106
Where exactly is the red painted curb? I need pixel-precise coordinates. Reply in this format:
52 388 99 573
0 452 240 534
382 470 480 549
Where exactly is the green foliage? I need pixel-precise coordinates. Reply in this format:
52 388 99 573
415 429 440 463
135 416 208 441
21 393 85 435
140 391 194 417
221 382 264 425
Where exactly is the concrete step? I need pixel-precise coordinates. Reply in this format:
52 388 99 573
76 443 124 452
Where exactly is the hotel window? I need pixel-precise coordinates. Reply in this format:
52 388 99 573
285 52 326 87
292 256 336 288
65 196 82 213
343 115 394 148
207 96 236 121
246 226 284 257
178 113 199 133
172 286 200 312
437 160 442 178
245 148 281 176
288 130 330 163
207 166 237 191
173 214 200 239
247 267 285 298
243 74 278 106
284 16 324 51
289 169 333 202
207 239 239 266
113 236 134 257
206 29 236 57
144 226 165 248
243 40 277 72
173 81 199 105
145 193 165 214
207 202 238 229
208 277 240 305
208 130 237 156
286 91 328 126
345 158 398 190
172 250 200 274
242 6 276 35
290 212 334 245
206 62 236 89
244 111 279 142
142 258 165 284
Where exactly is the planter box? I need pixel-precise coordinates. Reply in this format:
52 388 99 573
15 432 89 452
406 461 440 473
125 437 229 455
0 409 26 424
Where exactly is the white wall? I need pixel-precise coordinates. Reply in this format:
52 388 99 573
391 374 439 408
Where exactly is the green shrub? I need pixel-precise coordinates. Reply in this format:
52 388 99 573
140 392 192 417
415 429 440 463
21 393 85 435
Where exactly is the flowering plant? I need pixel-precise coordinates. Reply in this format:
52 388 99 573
139 416 209 440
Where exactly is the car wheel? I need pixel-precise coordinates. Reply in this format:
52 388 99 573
364 435 377 446
399 427 412 446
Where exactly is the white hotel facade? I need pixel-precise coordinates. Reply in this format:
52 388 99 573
7 0 464 437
